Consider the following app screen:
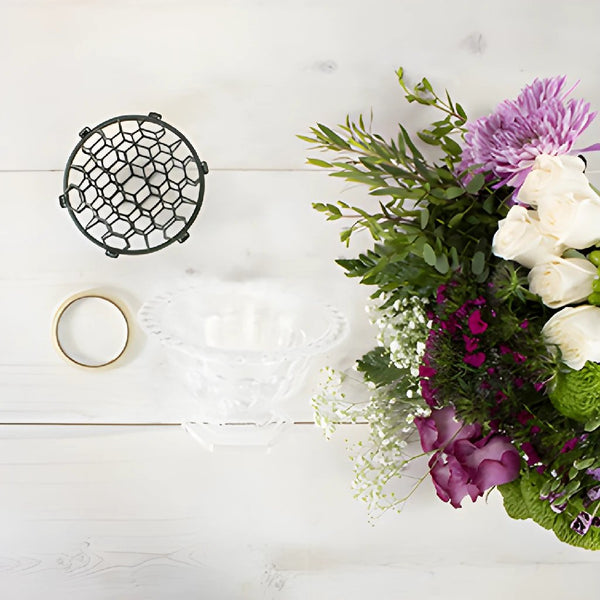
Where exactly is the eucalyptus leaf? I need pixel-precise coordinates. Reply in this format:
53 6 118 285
471 251 485 275
435 253 449 274
445 186 464 200
422 243 436 266
466 173 485 194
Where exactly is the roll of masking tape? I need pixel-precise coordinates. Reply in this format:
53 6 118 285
52 292 130 368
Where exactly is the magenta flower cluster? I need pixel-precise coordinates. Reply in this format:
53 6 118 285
421 289 492 400
415 407 520 508
459 76 597 189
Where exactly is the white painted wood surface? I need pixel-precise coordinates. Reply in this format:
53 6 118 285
2 0 600 597
2 425 600 600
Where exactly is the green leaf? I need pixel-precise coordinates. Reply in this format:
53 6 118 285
447 212 464 228
370 187 412 198
417 132 439 146
471 251 485 275
574 458 596 470
379 163 412 178
449 246 459 269
498 480 530 520
466 172 485 194
520 470 600 550
307 158 333 168
445 186 464 200
297 134 319 144
421 77 433 92
482 194 495 214
399 125 424 161
442 137 462 157
340 228 352 245
423 243 436 266
585 417 600 432
317 123 350 149
356 347 403 385
564 248 586 260
435 253 449 274
455 103 467 120
420 208 429 228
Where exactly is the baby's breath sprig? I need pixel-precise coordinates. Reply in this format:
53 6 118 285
312 294 431 517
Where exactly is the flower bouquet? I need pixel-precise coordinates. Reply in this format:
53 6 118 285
303 69 600 549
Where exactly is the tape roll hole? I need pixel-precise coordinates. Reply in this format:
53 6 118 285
56 297 129 367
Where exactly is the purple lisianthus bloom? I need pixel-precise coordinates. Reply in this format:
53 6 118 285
453 435 521 494
428 453 480 509
415 406 480 453
415 407 520 508
459 76 597 189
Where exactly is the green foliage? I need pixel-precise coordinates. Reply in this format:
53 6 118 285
517 469 600 550
356 347 404 387
336 247 447 303
311 296 431 518
301 67 512 303
304 68 600 548
550 362 600 422
427 271 560 443
498 479 530 521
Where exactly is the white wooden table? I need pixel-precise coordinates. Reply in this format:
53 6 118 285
2 1 600 598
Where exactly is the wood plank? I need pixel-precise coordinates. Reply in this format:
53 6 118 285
1 0 600 170
0 170 373 422
0 425 598 599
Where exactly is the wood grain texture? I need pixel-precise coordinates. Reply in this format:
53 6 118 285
2 0 600 596
0 426 599 600
1 0 600 171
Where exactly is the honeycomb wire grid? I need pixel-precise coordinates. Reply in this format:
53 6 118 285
60 114 207 256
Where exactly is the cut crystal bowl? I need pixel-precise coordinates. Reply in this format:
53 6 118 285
138 279 348 426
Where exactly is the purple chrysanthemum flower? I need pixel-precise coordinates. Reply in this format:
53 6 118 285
459 76 597 189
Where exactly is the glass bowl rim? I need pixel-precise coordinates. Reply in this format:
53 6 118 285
138 279 349 362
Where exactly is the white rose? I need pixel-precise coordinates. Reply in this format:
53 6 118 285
542 305 600 370
536 192 600 249
528 257 597 308
518 154 590 208
492 206 564 269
